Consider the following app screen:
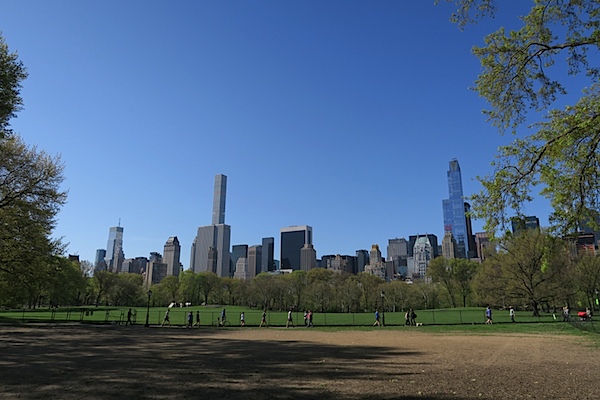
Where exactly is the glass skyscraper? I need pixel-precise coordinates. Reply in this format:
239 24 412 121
104 226 124 273
442 159 469 259
280 225 312 270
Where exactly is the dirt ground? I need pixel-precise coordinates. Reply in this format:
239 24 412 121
0 324 598 400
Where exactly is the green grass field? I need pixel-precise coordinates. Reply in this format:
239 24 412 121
0 306 575 327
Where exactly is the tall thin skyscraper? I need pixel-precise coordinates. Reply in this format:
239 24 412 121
191 174 231 277
105 225 124 273
442 159 469 259
212 174 227 225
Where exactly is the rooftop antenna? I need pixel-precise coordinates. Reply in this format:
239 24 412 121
118 218 121 227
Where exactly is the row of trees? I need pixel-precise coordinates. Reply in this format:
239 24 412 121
6 228 592 316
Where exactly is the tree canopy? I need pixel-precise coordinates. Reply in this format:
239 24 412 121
443 0 600 235
0 33 27 139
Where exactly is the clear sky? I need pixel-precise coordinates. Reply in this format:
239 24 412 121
2 0 553 267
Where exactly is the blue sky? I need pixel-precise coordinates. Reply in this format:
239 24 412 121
2 0 551 267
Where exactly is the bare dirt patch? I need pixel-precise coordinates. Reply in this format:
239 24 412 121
0 324 597 399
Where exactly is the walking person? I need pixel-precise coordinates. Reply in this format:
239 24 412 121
286 309 294 328
194 310 201 327
404 310 410 326
161 308 171 327
303 310 308 326
485 305 493 324
410 308 417 326
126 308 133 325
259 309 268 327
307 310 313 327
373 309 381 326
240 312 245 327
220 308 226 327
509 306 516 323
187 311 193 328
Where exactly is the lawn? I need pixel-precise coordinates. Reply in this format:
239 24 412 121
0 305 571 327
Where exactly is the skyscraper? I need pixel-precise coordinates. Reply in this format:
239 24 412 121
163 236 181 277
190 174 232 277
261 237 275 272
442 159 469 259
212 174 227 225
248 245 262 278
280 225 312 270
104 226 124 273
94 249 107 271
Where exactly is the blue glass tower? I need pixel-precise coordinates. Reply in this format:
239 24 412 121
442 159 469 259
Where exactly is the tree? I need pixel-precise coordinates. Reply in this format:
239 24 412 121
92 270 117 306
452 258 478 307
178 270 200 304
573 254 600 310
197 272 221 305
427 257 458 307
442 1 600 235
0 33 28 139
478 229 572 315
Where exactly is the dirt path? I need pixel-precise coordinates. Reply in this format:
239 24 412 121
0 325 598 399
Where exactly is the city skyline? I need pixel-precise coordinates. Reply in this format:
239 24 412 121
2 1 558 267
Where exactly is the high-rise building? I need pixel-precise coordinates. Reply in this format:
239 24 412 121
364 244 387 280
190 174 232 277
163 237 181 277
443 159 469 259
323 254 356 274
233 257 250 280
280 225 312 270
412 236 433 280
145 252 167 286
408 234 439 258
212 174 227 225
300 244 317 271
355 250 369 274
248 245 262 278
387 238 409 261
511 215 541 234
231 245 248 275
105 226 124 273
441 231 457 259
261 237 275 272
474 232 495 262
94 249 107 271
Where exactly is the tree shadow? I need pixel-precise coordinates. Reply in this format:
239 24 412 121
0 325 467 399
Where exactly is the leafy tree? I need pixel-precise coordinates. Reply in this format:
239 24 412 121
453 258 478 307
384 280 411 312
478 229 572 315
178 270 200 304
573 254 600 310
220 277 239 305
356 272 385 311
286 270 307 309
251 273 276 309
159 276 180 303
0 34 66 307
92 270 117 306
442 1 600 235
427 257 457 307
336 276 362 312
197 272 221 305
45 257 87 306
0 33 27 139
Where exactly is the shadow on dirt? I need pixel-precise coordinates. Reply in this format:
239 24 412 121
0 325 468 400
